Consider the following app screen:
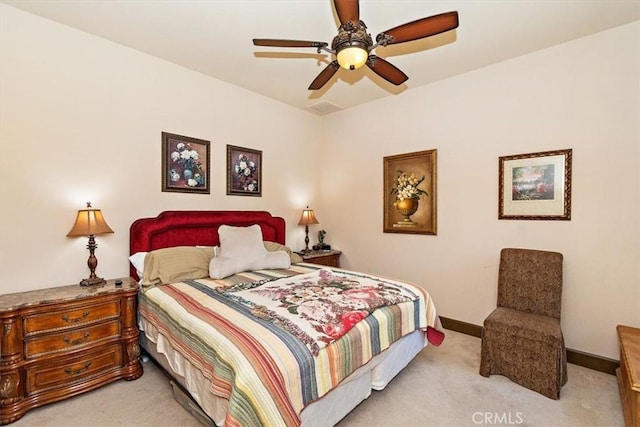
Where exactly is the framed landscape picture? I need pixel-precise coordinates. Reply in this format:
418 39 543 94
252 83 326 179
161 132 210 194
498 148 572 220
383 149 437 235
226 145 262 197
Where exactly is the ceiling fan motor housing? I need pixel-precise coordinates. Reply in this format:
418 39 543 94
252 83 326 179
332 21 373 70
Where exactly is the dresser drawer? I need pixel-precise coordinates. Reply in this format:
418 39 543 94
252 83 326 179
0 280 142 425
309 255 339 267
24 300 120 334
25 320 121 358
26 343 123 395
299 250 342 268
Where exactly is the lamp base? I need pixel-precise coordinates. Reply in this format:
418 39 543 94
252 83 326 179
79 277 106 287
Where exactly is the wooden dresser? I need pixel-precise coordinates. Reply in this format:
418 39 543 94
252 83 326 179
0 278 143 425
617 325 640 427
298 249 342 267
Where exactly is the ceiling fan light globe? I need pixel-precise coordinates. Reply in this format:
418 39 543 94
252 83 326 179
337 47 368 70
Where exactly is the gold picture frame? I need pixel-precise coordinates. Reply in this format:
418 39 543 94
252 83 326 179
383 149 437 235
498 148 572 220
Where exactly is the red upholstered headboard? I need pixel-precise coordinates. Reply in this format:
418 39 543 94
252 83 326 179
129 210 286 279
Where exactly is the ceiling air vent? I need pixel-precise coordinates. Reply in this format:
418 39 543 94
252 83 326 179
305 101 343 116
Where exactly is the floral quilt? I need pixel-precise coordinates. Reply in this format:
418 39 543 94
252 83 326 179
219 269 418 356
139 264 441 426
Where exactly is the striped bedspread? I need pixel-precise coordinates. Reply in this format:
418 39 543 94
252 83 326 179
138 264 440 427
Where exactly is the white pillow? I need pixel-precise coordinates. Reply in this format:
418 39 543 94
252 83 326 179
209 257 238 280
264 241 303 263
210 225 290 279
262 251 292 269
210 252 290 279
129 252 148 278
218 224 266 259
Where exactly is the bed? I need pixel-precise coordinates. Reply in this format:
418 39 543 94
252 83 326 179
130 210 443 427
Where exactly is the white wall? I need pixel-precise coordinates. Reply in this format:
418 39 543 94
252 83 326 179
319 21 640 359
1 4 638 360
0 4 322 293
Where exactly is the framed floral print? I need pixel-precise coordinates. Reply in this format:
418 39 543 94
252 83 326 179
161 132 210 194
383 149 437 235
498 148 572 220
226 145 262 196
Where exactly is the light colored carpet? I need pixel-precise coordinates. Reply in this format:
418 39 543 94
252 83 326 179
10 330 623 427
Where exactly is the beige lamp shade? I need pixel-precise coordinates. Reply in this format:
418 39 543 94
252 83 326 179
67 203 114 237
298 207 319 226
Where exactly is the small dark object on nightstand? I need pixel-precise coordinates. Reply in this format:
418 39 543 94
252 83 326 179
115 279 123 287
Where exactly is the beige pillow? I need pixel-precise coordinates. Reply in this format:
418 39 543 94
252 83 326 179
141 246 215 287
264 241 303 263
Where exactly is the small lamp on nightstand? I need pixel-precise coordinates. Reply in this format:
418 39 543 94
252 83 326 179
67 202 114 286
298 206 319 253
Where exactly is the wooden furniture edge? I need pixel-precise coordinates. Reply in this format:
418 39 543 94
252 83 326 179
439 316 620 375
616 368 633 427
616 324 640 427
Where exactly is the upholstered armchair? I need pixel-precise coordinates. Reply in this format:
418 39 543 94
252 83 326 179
479 248 567 399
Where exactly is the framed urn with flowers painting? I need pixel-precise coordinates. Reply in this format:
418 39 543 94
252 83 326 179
161 132 210 194
383 149 437 235
226 145 262 197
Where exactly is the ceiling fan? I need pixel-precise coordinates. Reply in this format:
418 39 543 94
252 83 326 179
252 0 459 90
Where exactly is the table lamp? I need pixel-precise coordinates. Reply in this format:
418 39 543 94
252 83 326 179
298 206 319 253
67 202 114 286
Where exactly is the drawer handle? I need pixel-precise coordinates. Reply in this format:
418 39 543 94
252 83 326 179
62 311 89 323
64 361 92 376
63 332 90 345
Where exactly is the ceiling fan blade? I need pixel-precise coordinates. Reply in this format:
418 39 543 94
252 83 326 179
253 39 328 49
308 60 340 90
376 11 459 46
366 55 408 85
334 0 359 25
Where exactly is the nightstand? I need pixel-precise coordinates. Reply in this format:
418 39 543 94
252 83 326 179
298 249 342 267
0 278 143 425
